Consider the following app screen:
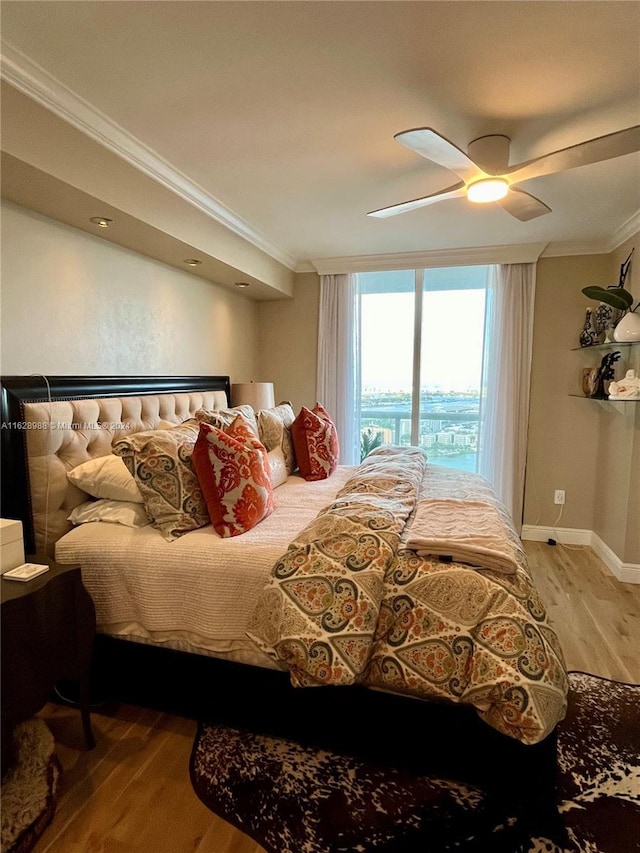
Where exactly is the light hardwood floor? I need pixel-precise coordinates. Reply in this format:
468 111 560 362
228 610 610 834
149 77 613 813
33 542 640 853
525 540 640 684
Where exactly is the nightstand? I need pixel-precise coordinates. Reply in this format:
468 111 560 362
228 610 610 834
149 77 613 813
1 556 96 772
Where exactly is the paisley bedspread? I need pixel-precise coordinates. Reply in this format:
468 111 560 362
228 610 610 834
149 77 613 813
247 447 568 745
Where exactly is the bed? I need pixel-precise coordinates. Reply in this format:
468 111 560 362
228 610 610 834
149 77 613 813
0 374 568 837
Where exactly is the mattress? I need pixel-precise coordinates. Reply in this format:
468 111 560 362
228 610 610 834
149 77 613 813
55 466 356 667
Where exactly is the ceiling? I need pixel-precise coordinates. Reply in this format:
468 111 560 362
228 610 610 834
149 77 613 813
2 1 640 286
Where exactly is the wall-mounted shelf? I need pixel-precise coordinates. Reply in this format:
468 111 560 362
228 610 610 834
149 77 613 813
571 340 639 401
571 340 639 352
569 394 639 402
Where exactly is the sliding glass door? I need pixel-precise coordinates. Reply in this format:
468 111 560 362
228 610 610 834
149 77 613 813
358 267 488 470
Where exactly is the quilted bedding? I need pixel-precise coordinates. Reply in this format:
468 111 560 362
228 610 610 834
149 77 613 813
247 447 568 745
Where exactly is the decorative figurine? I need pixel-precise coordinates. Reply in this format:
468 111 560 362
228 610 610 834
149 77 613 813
584 367 601 398
587 351 622 398
608 369 640 400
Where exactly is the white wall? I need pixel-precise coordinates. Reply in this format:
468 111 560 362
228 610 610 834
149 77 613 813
0 201 259 378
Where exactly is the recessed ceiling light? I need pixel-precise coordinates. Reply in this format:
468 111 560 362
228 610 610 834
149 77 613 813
235 282 250 288
467 179 509 203
89 216 113 228
184 259 202 267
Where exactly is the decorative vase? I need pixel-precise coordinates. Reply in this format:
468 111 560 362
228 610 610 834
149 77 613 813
613 311 640 342
596 302 623 342
579 308 599 347
593 302 611 343
604 323 618 344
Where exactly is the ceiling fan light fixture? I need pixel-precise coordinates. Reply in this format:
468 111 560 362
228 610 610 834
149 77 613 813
467 178 509 203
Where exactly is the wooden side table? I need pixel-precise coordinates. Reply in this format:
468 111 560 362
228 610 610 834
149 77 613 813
1 556 96 772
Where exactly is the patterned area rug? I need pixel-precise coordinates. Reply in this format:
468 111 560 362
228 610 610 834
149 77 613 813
190 673 640 853
527 673 640 853
1 719 61 853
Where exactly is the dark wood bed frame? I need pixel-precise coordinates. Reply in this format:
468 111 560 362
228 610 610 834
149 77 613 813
0 374 565 844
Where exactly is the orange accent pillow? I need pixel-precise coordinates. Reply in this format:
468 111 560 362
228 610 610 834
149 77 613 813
192 415 274 537
291 404 340 481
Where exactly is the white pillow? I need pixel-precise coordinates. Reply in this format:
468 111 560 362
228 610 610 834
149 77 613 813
267 447 288 488
68 499 150 528
67 455 143 503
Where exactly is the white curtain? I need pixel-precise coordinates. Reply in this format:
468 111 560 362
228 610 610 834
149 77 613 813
317 273 361 465
478 263 536 530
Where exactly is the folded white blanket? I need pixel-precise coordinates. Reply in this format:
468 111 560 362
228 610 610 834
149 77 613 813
405 498 519 574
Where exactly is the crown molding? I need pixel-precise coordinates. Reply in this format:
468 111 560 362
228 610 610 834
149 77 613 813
310 243 549 275
539 240 610 258
608 208 640 251
526 210 640 258
541 209 640 257
0 40 298 272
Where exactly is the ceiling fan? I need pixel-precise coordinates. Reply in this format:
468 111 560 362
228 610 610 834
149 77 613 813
367 125 640 221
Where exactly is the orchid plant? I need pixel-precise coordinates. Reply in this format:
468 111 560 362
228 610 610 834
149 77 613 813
581 249 638 313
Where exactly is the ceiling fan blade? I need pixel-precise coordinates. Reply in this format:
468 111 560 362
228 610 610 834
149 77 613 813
506 125 640 183
367 181 466 218
496 187 552 221
394 128 485 181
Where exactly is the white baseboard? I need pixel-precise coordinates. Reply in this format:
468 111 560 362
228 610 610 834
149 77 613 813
521 525 640 584
521 525 591 545
590 533 640 585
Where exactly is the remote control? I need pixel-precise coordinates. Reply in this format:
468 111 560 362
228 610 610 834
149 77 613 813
3 563 50 582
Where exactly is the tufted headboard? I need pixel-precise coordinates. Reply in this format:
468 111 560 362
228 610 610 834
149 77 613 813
0 376 230 555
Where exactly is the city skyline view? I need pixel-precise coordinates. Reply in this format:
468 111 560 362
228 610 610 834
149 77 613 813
360 389 481 472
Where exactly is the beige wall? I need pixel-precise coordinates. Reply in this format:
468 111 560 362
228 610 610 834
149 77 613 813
592 235 640 563
524 254 610 532
0 200 259 378
517 246 639 564
257 271 320 411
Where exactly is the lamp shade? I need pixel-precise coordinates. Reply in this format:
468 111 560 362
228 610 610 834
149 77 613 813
231 382 275 411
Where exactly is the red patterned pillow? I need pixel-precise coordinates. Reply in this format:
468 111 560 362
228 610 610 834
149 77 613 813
291 403 340 481
192 416 274 537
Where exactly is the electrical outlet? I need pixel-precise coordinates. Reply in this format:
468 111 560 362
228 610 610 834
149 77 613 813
554 490 566 505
